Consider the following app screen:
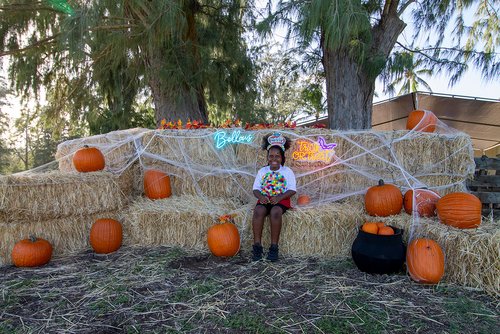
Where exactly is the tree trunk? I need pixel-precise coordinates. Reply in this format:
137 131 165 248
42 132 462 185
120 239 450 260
322 4 405 130
323 47 374 130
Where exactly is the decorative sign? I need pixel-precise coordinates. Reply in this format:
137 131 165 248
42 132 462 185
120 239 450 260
213 130 254 149
292 136 337 163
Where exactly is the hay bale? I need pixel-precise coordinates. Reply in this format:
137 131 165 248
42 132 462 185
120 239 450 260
0 211 124 266
244 199 366 257
122 195 248 250
361 213 500 296
55 128 149 172
0 171 132 220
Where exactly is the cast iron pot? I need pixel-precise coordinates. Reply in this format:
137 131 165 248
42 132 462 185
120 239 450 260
351 226 406 274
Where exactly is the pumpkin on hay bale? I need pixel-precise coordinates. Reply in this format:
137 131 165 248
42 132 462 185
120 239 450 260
436 192 482 229
406 109 438 133
406 238 445 284
73 145 105 172
403 188 440 217
365 179 403 217
143 169 172 199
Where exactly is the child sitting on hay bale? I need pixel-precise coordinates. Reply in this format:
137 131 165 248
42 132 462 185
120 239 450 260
252 132 297 261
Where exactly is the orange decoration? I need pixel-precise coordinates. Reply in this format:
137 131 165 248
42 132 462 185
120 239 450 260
406 238 445 284
90 219 123 254
365 179 403 217
375 222 385 229
297 194 311 206
73 145 105 172
207 222 240 257
436 192 482 229
406 110 438 133
403 189 440 217
11 236 53 267
378 226 395 235
361 222 379 235
144 169 172 199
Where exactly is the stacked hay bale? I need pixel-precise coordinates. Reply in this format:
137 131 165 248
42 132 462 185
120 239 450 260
0 171 133 265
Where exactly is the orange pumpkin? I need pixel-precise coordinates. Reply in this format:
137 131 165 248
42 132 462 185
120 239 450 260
406 110 437 133
207 222 240 257
406 238 445 284
90 218 123 254
375 222 386 229
365 179 403 217
403 188 440 217
361 222 379 234
11 236 53 267
73 145 105 172
144 169 172 199
297 194 311 206
378 226 395 235
436 192 482 229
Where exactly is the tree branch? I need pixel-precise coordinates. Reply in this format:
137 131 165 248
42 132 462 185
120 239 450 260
398 0 416 16
0 34 60 57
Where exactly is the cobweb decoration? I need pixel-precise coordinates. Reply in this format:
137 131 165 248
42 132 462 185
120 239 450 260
46 0 74 15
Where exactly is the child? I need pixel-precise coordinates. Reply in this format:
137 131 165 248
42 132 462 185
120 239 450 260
251 132 296 261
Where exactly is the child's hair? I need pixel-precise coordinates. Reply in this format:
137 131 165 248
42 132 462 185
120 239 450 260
261 133 291 166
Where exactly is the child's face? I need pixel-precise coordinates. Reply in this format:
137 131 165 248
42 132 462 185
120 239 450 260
267 147 282 170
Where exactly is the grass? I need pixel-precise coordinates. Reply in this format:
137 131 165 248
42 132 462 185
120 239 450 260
0 246 498 333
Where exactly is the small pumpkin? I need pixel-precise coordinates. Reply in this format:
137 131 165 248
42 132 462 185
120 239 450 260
406 109 438 133
378 226 395 235
436 192 482 229
361 222 379 235
403 188 440 217
297 194 311 206
207 222 240 257
90 218 123 254
365 179 403 217
375 222 386 229
406 238 445 284
144 169 172 199
73 145 105 172
11 235 53 267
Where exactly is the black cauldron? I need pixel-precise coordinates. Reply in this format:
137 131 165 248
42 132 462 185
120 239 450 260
351 226 406 274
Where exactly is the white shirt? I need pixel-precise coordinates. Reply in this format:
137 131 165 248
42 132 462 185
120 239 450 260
253 165 297 197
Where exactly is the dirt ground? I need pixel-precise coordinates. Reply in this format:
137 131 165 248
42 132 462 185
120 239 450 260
0 246 498 333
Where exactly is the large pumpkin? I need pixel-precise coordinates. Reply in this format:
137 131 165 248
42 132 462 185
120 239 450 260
436 192 482 229
406 109 438 133
11 236 53 267
73 145 105 172
144 169 172 199
365 179 403 217
207 222 240 257
406 238 445 284
90 218 123 254
403 188 440 217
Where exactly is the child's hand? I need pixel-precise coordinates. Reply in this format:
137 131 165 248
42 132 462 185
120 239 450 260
258 195 270 204
269 195 282 205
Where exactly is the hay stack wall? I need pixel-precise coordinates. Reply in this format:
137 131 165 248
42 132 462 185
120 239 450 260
4 126 497 296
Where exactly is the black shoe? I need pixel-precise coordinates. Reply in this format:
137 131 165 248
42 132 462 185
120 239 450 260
266 244 279 262
252 243 263 261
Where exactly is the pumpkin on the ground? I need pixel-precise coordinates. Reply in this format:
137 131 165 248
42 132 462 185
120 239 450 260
144 169 172 199
365 179 403 217
207 222 240 257
90 218 123 254
361 222 379 235
403 188 440 217
406 238 445 284
73 145 105 172
436 192 481 229
406 110 438 133
11 236 53 267
297 194 311 206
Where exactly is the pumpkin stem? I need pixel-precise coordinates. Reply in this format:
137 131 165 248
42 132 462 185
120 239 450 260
29 235 37 243
378 179 385 186
83 144 89 148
